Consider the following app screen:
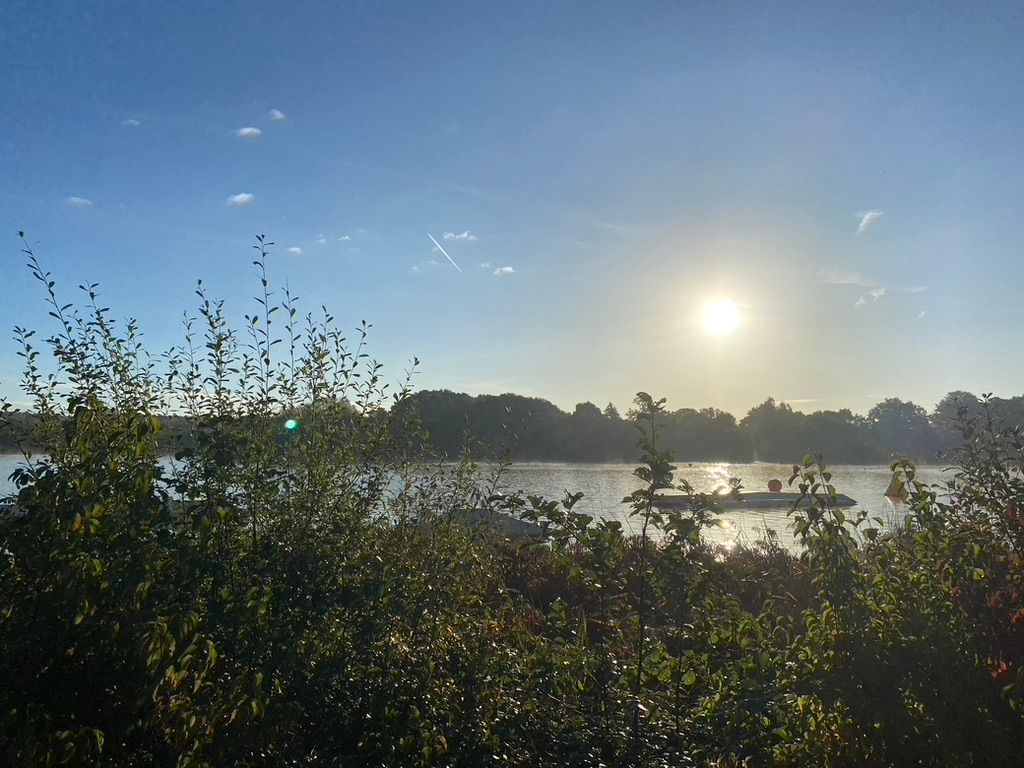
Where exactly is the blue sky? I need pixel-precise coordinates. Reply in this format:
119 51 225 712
2 1 1023 416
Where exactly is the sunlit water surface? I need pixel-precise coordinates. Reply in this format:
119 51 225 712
0 456 948 551
490 462 948 550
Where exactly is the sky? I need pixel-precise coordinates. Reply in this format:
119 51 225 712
1 1 1023 418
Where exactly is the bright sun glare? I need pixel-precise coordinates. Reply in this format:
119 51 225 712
702 299 741 337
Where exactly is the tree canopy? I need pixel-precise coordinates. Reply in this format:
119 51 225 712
392 389 1024 464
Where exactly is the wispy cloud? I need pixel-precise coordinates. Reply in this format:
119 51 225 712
478 262 491 269
226 193 254 206
236 127 262 139
268 109 287 122
854 287 887 308
855 209 884 236
443 230 478 242
437 180 503 203
338 235 352 241
120 118 141 128
315 235 327 244
493 266 516 276
816 267 875 287
64 196 94 208
568 211 653 237
411 259 441 274
287 247 302 256
819 265 926 308
330 159 650 239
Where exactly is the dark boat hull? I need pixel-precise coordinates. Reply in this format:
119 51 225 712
654 492 857 510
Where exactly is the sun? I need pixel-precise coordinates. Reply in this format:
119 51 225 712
701 299 741 337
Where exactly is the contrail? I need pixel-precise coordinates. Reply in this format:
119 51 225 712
428 233 462 272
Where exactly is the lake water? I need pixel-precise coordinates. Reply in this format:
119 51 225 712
490 462 948 549
0 455 949 550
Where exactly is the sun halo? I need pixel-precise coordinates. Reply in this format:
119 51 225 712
701 298 741 337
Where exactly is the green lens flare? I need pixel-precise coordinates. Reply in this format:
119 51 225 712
284 418 299 431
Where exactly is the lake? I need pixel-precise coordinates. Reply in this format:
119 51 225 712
0 455 949 550
490 462 948 549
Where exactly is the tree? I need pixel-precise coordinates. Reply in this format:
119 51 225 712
573 401 603 420
931 391 981 453
660 407 753 462
740 398 808 462
803 409 880 464
866 398 940 459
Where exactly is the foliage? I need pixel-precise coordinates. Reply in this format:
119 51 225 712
402 390 961 465
2 236 1024 766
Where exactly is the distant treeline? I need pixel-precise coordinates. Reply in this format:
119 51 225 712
3 389 1017 465
398 389 1023 464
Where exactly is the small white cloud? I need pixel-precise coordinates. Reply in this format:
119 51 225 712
338 235 352 242
227 193 255 207
268 109 287 122
64 196 94 208
411 259 442 274
855 209 884 235
316 235 327 244
236 127 262 139
854 287 886 307
493 266 516 276
443 230 478 242
121 118 141 127
918 310 927 318
288 247 302 256
478 262 491 269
